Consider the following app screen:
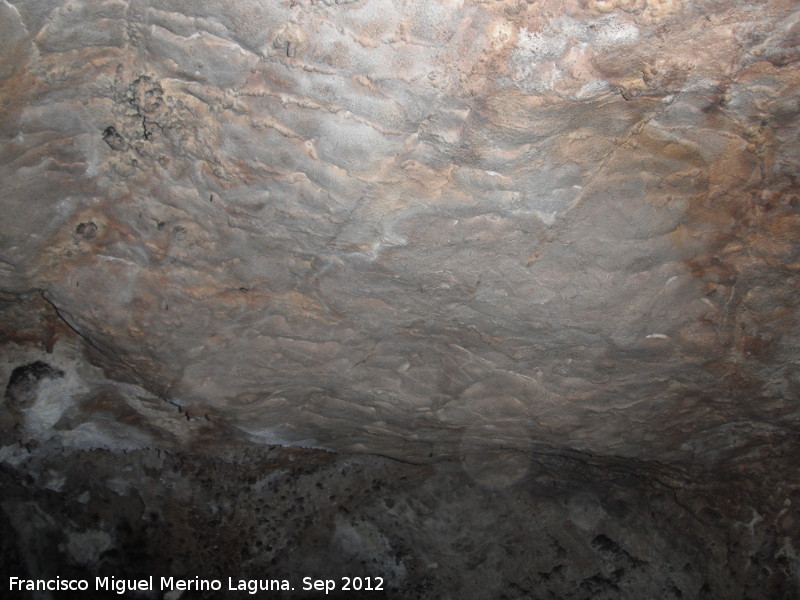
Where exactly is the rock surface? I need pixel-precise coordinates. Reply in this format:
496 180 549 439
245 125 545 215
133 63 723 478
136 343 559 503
2 0 800 462
1 442 798 599
1 0 799 596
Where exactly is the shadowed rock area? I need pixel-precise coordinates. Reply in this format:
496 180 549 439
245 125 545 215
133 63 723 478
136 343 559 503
1 0 799 597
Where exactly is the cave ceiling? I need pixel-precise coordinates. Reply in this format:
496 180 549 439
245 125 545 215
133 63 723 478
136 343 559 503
1 0 799 468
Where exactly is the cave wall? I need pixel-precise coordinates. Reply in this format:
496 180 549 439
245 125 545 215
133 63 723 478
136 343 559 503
2 0 799 460
1 0 799 597
1 443 798 599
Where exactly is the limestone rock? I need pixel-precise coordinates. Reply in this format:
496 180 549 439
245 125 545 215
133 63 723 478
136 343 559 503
0 1 799 595
3 0 799 465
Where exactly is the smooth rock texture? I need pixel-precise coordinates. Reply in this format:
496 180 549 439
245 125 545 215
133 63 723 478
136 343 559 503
2 0 800 462
1 0 799 597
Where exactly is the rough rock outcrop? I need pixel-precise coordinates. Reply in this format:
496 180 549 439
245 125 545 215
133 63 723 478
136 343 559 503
2 443 798 599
